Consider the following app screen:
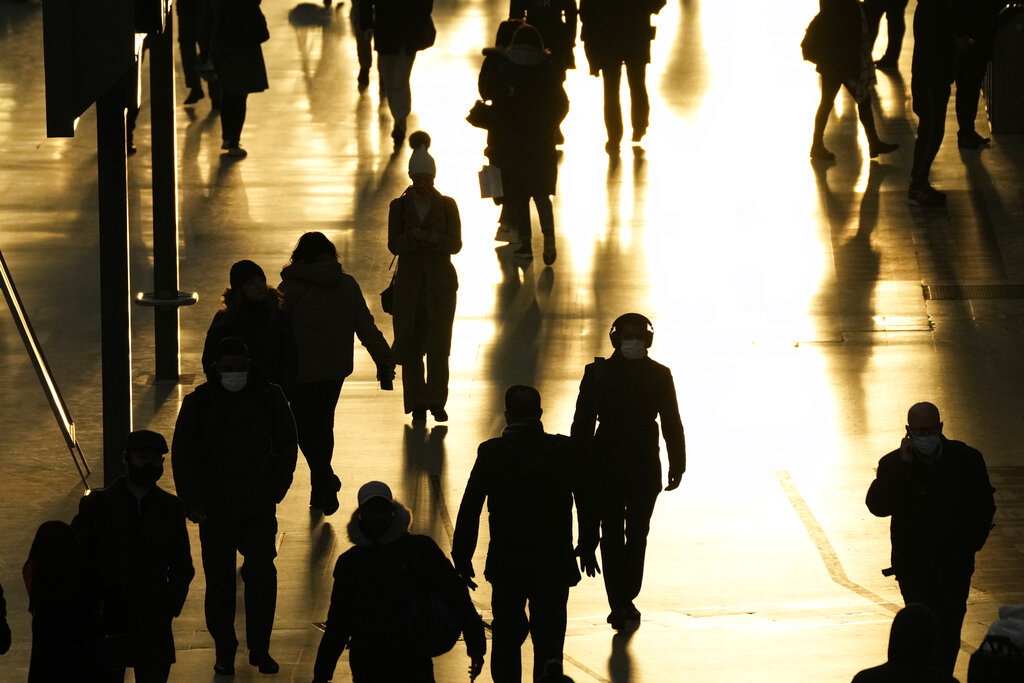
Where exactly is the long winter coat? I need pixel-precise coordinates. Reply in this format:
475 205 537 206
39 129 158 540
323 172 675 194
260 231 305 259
312 503 486 682
452 421 597 588
911 0 956 85
279 258 393 384
201 294 295 387
571 351 686 493
359 0 434 55
813 0 865 80
207 0 269 94
171 366 297 520
387 188 461 363
71 478 194 668
579 0 664 74
866 436 996 579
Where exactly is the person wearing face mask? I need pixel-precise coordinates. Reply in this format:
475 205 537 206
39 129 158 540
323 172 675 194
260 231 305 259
388 131 461 423
71 430 195 683
570 312 685 631
312 481 486 683
172 337 298 676
866 402 996 674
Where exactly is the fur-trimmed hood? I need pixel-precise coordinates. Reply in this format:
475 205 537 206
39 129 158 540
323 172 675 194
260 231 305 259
347 501 412 547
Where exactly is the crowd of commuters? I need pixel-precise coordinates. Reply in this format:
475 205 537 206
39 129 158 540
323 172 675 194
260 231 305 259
2 1 1008 681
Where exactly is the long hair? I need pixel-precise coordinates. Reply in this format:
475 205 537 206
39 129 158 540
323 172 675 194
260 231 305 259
289 231 342 268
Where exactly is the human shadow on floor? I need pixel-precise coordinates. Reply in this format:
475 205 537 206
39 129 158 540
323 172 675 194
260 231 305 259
608 628 637 683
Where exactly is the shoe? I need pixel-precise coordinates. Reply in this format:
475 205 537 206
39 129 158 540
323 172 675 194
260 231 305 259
213 661 235 675
184 87 205 105
605 141 620 156
868 140 899 158
411 408 427 422
908 183 947 207
607 610 625 631
542 235 556 265
631 127 646 143
249 651 280 675
430 406 448 422
357 67 369 91
514 244 533 259
809 143 835 161
126 144 137 157
223 146 248 158
391 125 406 147
494 225 517 243
624 603 642 621
322 474 341 516
874 58 899 71
958 131 991 149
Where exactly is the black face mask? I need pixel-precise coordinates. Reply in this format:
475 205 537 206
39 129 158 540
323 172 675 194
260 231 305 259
127 463 163 488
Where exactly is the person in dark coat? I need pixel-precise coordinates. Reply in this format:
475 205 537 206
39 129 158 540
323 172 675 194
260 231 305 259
72 429 195 683
388 132 461 422
23 521 89 682
570 312 685 631
172 336 298 676
953 0 1001 149
452 385 598 683
489 24 568 264
866 402 996 674
358 0 435 146
863 0 909 70
579 0 663 153
204 0 270 156
851 604 959 682
0 582 9 656
312 481 486 683
202 259 296 389
809 0 899 161
177 0 207 104
279 231 396 515
509 0 578 77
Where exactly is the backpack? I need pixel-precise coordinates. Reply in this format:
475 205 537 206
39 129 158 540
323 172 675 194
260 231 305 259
407 590 461 658
800 12 825 65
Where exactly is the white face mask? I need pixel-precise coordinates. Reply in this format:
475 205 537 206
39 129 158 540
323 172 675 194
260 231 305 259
912 433 941 457
220 371 248 392
620 340 648 360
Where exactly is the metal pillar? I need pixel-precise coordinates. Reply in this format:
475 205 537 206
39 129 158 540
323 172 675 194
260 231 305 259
96 84 133 486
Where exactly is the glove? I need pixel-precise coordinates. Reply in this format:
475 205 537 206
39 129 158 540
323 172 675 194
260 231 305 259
576 545 600 577
665 470 683 491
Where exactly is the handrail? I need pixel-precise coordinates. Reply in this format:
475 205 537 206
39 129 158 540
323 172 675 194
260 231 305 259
0 246 91 490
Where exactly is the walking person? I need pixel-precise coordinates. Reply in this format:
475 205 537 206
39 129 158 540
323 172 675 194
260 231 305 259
866 402 996 674
452 385 599 682
178 0 207 104
863 0 909 70
312 481 486 682
279 231 396 516
204 0 270 157
172 336 298 675
570 313 685 631
509 0 578 79
358 0 436 147
580 0 664 154
809 0 899 162
954 0 1001 149
388 132 461 423
72 430 194 683
489 24 568 264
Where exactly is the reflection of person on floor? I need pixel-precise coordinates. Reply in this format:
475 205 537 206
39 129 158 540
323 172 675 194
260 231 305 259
953 0 1000 149
312 481 486 683
72 430 194 683
279 231 396 516
809 0 899 162
851 604 958 682
580 0 664 154
172 337 297 676
388 132 461 423
570 313 685 631
866 402 996 675
452 385 599 682
863 0 909 70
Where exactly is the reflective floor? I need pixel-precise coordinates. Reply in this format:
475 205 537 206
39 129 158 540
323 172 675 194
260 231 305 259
1 0 1024 680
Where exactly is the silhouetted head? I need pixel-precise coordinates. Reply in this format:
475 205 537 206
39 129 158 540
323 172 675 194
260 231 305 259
408 131 436 192
228 260 268 301
123 429 167 489
511 23 545 50
290 231 340 265
505 385 542 424
906 402 943 459
495 18 523 48
887 604 939 667
212 337 251 392
356 481 397 540
609 313 654 360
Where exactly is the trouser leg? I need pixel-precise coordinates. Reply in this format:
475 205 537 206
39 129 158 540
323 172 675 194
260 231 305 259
178 23 201 91
897 571 971 674
220 93 247 146
199 521 240 657
379 50 415 133
880 0 908 62
132 662 172 683
602 64 624 147
910 81 950 184
534 195 554 238
528 584 569 682
510 194 531 246
238 512 279 655
402 354 428 412
955 48 989 135
290 380 344 496
599 490 629 612
623 489 659 603
625 60 649 141
490 583 529 683
425 352 449 410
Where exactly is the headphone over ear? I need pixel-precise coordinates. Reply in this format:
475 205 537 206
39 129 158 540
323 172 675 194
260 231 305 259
609 313 654 349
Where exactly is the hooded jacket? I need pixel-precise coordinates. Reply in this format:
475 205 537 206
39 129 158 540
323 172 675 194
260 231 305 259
313 502 486 682
851 605 960 682
279 258 393 383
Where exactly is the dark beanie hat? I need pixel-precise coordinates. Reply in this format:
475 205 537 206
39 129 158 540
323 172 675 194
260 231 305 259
124 429 169 455
229 260 266 291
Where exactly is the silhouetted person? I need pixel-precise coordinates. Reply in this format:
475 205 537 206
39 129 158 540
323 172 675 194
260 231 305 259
489 24 568 265
358 0 435 146
72 430 195 683
23 521 89 682
204 0 269 157
279 231 396 516
954 0 1000 149
810 0 899 161
580 0 664 153
452 385 598 682
510 0 578 77
312 481 486 682
0 582 10 656
348 0 376 91
852 604 959 682
202 259 296 388
866 402 996 674
388 132 461 423
172 336 298 675
178 0 207 104
864 0 909 70
570 313 684 630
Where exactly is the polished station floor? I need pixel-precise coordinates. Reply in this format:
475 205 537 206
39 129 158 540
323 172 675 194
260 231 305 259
1 0 1023 680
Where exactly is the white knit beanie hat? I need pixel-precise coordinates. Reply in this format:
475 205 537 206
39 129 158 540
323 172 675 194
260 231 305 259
407 131 436 177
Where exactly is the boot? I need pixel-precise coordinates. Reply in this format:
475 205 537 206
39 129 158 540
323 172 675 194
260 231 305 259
543 234 556 265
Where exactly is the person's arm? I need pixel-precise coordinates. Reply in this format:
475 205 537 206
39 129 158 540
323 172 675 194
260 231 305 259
166 496 195 617
865 453 907 518
171 392 207 522
429 540 486 671
388 196 420 255
568 438 600 575
965 449 996 552
451 447 490 587
267 384 298 504
439 196 462 255
312 559 353 683
657 367 685 490
570 363 599 458
349 278 395 369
